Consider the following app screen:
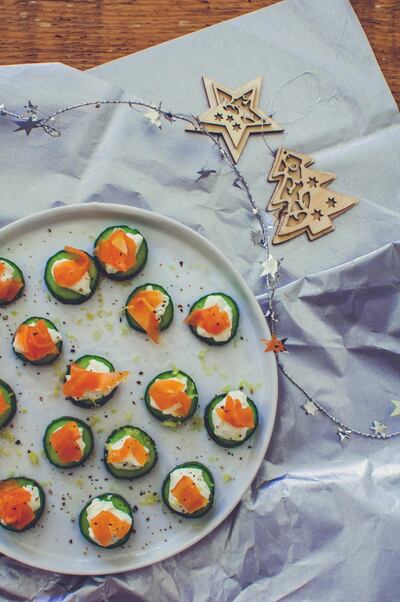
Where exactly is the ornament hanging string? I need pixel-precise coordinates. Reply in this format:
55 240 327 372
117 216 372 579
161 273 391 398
0 97 396 441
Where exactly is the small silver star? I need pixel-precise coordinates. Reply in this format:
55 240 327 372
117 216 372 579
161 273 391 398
303 401 318 416
13 116 42 135
371 420 388 438
251 230 261 246
24 100 38 114
337 427 351 443
144 107 162 128
196 168 217 181
390 400 400 417
260 254 278 278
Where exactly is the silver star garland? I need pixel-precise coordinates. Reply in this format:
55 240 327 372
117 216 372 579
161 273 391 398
0 97 398 443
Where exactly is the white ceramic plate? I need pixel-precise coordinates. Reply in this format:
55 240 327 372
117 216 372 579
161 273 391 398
0 203 277 575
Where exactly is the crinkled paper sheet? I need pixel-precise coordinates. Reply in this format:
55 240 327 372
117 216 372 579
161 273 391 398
1 0 400 599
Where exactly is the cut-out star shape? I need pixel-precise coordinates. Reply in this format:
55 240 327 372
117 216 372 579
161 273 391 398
371 420 388 437
187 76 283 162
13 116 42 135
326 197 337 208
303 401 318 416
312 209 323 221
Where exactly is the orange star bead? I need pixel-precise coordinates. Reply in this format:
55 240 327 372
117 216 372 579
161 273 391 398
261 335 287 354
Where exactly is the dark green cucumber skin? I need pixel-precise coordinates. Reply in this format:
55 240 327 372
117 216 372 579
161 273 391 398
0 477 45 532
94 225 148 281
12 317 63 366
162 461 215 519
44 249 99 305
0 380 17 429
186 293 239 346
0 258 25 307
79 493 133 548
43 416 94 469
104 425 158 480
125 283 174 334
65 355 116 409
144 370 198 424
204 394 259 448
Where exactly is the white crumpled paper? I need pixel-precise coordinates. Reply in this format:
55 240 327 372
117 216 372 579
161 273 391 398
1 0 400 599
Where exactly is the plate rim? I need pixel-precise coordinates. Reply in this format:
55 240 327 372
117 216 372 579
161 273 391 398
0 202 278 575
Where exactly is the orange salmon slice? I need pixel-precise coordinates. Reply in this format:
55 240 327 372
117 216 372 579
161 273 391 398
96 229 138 272
149 378 191 416
185 304 230 335
89 510 131 547
63 364 129 399
216 394 255 429
0 392 9 416
127 289 165 343
171 475 208 513
50 421 83 463
52 246 90 288
0 480 35 529
14 319 58 361
108 437 149 466
0 262 23 302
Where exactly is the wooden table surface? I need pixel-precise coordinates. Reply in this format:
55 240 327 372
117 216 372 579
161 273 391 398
0 0 398 106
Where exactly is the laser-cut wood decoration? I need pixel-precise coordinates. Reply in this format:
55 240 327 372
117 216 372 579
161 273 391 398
187 76 283 163
267 148 358 244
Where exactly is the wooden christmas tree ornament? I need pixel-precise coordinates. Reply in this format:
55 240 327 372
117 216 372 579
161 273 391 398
187 76 283 163
267 148 358 244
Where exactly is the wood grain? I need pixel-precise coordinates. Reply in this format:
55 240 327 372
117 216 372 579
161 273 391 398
0 0 398 106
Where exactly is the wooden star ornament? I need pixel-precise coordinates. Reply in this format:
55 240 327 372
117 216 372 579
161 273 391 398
261 335 287 354
187 76 283 163
267 148 358 244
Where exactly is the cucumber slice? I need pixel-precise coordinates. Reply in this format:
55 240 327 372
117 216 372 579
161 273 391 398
204 392 259 448
0 477 45 532
0 379 17 429
162 461 215 519
125 283 174 335
104 425 158 479
43 416 94 468
79 493 133 548
144 369 198 424
44 249 99 304
64 355 119 409
94 225 148 281
12 317 63 365
185 293 239 345
0 258 25 307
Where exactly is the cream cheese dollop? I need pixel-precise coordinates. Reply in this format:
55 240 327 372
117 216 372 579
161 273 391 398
52 424 86 455
102 230 143 274
149 375 188 416
0 484 41 527
51 259 91 295
168 467 210 514
86 498 132 545
65 358 111 401
12 321 62 354
196 295 233 342
107 435 149 470
212 390 251 442
0 261 14 283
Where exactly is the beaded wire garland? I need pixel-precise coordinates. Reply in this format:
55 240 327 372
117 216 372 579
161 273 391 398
0 97 396 442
